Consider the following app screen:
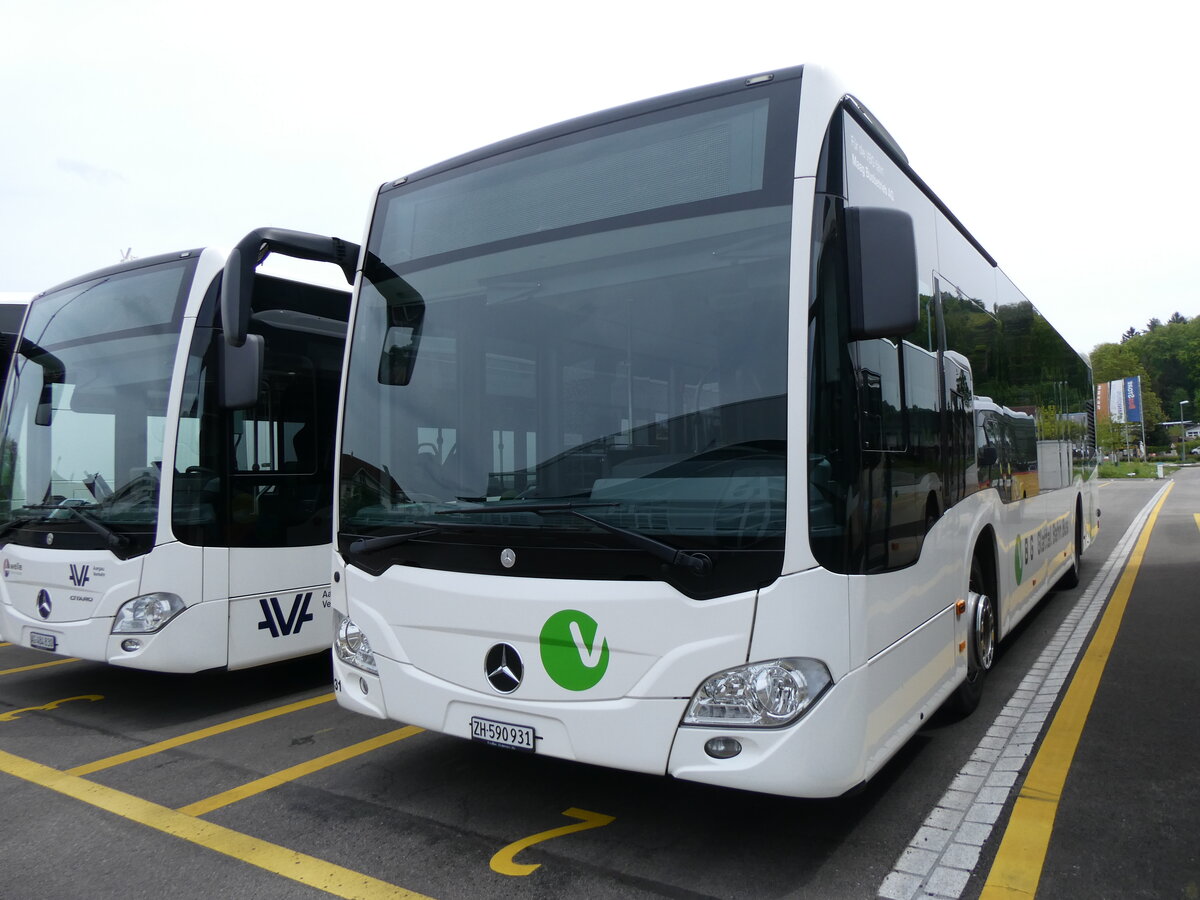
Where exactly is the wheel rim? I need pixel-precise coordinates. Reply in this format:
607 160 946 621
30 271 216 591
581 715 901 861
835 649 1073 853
970 590 995 671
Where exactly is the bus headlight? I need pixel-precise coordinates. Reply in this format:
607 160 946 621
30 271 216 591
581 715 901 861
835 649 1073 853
334 612 378 675
111 593 186 634
682 658 831 727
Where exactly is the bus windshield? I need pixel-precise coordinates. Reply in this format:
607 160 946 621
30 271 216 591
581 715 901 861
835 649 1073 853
0 258 193 547
341 83 799 584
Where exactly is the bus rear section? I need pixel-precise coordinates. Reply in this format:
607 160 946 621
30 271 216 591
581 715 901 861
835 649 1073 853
0 237 355 671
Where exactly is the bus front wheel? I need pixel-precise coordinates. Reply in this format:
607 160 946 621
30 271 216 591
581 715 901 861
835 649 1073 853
949 555 995 716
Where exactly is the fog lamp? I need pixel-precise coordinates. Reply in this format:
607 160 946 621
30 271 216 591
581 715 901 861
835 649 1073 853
704 737 743 759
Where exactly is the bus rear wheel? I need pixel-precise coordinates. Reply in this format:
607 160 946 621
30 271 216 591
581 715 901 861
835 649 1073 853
949 556 995 716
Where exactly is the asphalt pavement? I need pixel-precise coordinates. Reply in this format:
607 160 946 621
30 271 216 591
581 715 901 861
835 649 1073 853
975 468 1200 899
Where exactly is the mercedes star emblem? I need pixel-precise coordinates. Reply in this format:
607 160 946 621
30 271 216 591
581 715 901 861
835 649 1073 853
36 589 52 619
485 642 523 693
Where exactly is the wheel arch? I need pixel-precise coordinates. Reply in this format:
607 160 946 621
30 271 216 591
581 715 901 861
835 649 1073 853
970 523 1000 638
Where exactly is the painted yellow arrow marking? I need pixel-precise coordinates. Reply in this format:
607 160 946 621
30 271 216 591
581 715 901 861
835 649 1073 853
1193 513 1200 534
0 694 103 722
490 807 615 876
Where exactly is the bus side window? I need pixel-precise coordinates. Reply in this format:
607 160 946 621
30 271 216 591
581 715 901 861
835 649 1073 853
855 338 903 452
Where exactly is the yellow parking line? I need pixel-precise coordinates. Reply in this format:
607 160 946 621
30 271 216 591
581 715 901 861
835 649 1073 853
179 726 423 817
490 808 616 876
0 748 430 899
0 657 79 676
980 482 1172 897
68 693 335 776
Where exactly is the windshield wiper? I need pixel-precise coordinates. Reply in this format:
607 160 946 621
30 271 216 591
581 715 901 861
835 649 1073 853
62 505 130 551
440 502 712 576
0 515 40 542
347 526 442 555
2 502 132 551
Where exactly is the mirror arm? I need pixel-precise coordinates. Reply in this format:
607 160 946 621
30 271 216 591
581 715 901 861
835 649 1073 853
221 228 361 347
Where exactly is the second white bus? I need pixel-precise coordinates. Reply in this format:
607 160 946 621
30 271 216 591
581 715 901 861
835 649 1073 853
0 231 357 672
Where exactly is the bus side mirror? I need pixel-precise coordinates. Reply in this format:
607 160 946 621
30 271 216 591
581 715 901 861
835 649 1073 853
35 383 54 426
219 334 264 409
18 338 64 426
978 446 998 467
378 323 421 386
845 206 919 339
377 280 425 387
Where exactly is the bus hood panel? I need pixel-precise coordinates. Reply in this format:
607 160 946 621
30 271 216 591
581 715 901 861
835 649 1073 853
345 566 757 702
0 546 141 623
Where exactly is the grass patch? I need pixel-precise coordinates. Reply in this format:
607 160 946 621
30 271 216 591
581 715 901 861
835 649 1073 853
1099 461 1181 478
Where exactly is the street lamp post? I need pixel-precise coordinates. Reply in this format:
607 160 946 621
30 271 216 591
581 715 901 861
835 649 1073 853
1182 400 1191 463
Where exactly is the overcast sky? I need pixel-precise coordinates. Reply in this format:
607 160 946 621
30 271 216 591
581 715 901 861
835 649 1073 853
2 1 1194 356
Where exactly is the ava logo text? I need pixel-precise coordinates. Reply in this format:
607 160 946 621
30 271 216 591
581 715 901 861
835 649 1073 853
258 592 315 638
69 564 91 588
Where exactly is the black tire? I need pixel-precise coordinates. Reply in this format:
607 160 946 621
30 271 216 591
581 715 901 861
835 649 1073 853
949 554 995 717
1056 501 1083 589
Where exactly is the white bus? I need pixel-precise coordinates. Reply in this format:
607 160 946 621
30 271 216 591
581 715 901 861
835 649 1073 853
0 231 357 672
304 66 1098 796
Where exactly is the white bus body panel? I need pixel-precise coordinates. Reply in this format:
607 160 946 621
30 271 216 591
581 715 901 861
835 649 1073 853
670 604 959 797
226 546 332 669
0 541 228 671
344 565 756 700
334 564 756 774
0 540 334 672
332 562 965 797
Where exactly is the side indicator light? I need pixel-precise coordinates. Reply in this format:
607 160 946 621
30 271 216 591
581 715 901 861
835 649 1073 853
955 599 967 616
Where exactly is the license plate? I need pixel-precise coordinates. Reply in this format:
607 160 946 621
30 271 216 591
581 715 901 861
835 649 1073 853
470 716 536 753
29 631 57 652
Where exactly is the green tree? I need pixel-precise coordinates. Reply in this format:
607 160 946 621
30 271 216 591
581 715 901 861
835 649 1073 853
1090 342 1166 450
1118 317 1200 435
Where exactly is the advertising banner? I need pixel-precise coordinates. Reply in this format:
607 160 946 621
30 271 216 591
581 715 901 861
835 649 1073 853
1096 376 1142 424
1122 376 1143 424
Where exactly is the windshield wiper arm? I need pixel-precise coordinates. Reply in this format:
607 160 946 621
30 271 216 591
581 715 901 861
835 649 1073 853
439 502 712 576
0 515 39 542
347 526 441 555
565 510 712 576
63 505 130 551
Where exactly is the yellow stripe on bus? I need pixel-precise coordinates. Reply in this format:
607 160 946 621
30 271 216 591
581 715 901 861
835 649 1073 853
980 481 1172 897
0 748 430 899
